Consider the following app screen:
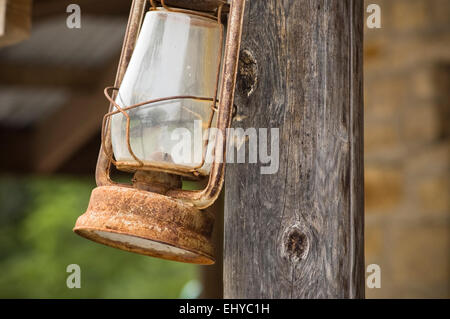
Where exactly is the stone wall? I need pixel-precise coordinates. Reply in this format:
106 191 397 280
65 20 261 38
364 0 449 298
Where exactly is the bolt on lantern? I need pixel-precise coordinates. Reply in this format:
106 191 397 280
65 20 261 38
73 0 245 265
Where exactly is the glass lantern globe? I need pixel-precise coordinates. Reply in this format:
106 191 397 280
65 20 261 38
110 8 222 175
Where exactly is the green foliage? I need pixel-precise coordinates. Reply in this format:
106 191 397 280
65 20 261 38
0 176 197 298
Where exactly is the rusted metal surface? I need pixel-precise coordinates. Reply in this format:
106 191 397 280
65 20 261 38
95 0 245 209
132 170 181 194
74 186 215 264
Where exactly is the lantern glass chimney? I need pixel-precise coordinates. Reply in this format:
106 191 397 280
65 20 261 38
111 9 222 174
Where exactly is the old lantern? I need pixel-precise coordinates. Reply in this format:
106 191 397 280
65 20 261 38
73 0 245 265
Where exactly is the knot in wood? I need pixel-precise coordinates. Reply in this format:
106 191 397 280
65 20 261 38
237 49 258 97
283 228 309 261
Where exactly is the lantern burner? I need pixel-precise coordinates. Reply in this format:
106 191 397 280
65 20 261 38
74 185 215 264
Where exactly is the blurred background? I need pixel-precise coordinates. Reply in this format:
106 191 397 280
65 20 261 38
364 0 449 298
0 0 448 298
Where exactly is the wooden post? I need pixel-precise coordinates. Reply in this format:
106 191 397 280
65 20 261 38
224 0 364 298
199 193 224 299
0 0 32 48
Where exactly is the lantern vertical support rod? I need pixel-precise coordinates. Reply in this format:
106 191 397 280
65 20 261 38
166 0 246 209
96 0 147 186
224 0 365 298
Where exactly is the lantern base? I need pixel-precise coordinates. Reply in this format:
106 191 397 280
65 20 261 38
73 185 215 265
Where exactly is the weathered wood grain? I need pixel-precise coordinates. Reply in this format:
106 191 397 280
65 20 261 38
224 0 364 298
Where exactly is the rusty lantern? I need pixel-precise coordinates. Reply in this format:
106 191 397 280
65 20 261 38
73 0 245 265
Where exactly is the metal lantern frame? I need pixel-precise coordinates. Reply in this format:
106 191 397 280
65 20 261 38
97 0 245 209
74 0 245 265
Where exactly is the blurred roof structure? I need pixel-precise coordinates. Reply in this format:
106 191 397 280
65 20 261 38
0 0 130 174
